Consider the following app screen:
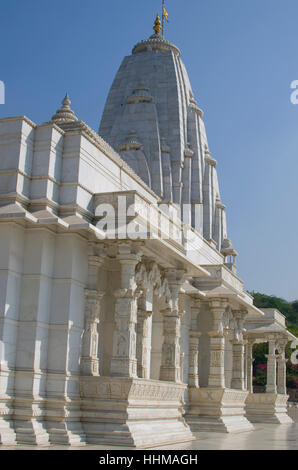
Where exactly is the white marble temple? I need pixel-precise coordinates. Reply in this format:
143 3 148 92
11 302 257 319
0 23 296 448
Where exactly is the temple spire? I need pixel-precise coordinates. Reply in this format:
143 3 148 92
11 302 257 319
51 92 78 123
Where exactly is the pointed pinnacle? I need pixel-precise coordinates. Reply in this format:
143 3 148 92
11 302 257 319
62 92 71 108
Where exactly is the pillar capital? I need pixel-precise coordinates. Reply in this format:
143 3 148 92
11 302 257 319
163 269 186 316
209 298 228 337
267 337 278 356
190 297 201 332
164 268 186 286
84 288 105 301
277 337 288 353
231 339 246 346
209 297 229 313
232 308 248 317
232 308 248 322
87 242 107 264
137 308 152 319
190 330 201 339
117 241 143 261
190 296 201 309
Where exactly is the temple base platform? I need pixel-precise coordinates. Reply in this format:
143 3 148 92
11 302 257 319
186 387 254 433
245 393 294 424
80 376 194 448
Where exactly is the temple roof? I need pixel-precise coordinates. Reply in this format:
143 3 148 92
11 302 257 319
244 308 297 342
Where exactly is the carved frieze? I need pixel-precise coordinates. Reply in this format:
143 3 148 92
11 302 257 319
80 377 186 402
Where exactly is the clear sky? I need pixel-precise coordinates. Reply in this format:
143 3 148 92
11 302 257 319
1 0 298 301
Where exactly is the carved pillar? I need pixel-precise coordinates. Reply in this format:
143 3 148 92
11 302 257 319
244 342 248 390
231 341 245 390
136 294 152 379
231 309 247 390
160 270 185 383
81 247 105 376
208 298 228 388
266 337 277 393
277 339 288 395
110 243 141 378
246 340 254 393
188 298 201 388
81 290 104 375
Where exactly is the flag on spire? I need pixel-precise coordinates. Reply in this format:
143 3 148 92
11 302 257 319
161 0 169 38
163 5 169 22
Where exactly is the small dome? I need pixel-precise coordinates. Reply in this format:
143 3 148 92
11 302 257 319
51 93 78 123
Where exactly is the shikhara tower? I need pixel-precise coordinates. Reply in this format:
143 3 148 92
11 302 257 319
0 14 295 447
99 24 231 257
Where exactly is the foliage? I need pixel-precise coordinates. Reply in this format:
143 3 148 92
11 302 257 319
253 343 268 366
287 376 298 389
253 363 267 386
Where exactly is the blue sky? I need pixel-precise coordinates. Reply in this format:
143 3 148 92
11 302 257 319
1 0 298 301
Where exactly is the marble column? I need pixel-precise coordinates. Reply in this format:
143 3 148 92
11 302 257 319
81 290 104 376
277 339 288 395
81 249 105 376
110 243 141 378
246 340 254 393
231 310 247 390
231 341 245 390
136 294 152 379
266 338 277 394
188 298 201 388
208 298 228 388
160 270 185 383
244 342 248 390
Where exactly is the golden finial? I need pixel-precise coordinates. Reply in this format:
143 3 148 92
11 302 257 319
153 14 161 36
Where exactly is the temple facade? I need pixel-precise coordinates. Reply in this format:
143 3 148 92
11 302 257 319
0 23 296 447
